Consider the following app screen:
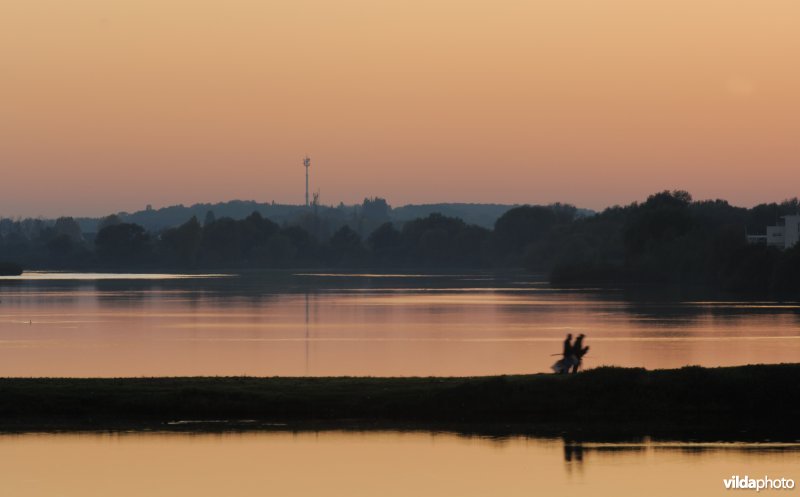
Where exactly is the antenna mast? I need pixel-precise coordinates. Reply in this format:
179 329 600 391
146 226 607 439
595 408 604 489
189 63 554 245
303 155 311 207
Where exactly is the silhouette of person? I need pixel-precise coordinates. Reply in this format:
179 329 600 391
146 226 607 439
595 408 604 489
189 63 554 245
571 334 589 374
553 333 574 374
562 333 573 360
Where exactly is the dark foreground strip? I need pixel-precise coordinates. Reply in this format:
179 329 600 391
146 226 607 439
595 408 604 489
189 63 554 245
0 364 798 438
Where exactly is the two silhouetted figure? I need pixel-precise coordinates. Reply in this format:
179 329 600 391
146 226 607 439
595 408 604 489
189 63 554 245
552 333 589 374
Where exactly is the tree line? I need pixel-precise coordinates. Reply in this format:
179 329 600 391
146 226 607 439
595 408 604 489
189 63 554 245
0 202 578 271
534 191 800 294
2 191 800 294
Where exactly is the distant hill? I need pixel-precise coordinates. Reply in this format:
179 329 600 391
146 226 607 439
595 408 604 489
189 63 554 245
391 203 520 228
74 200 593 233
76 201 314 233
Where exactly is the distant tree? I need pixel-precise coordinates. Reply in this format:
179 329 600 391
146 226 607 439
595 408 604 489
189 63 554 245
493 206 568 262
281 226 317 263
95 223 152 264
623 190 695 257
199 217 241 264
452 225 491 266
294 210 326 241
159 217 202 267
260 233 295 265
9 188 800 295
747 199 800 234
98 214 123 231
367 222 402 263
362 197 391 221
46 234 73 258
53 217 83 241
0 262 23 276
772 243 800 294
720 244 777 294
239 212 279 259
401 214 473 266
0 230 31 265
19 218 47 240
203 210 216 227
327 225 366 266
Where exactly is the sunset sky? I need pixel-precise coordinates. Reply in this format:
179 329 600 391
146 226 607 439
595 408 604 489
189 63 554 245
2 0 799 217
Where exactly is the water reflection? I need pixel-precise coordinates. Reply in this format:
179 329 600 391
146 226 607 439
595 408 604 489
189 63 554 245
563 442 584 463
0 272 229 281
0 272 798 377
0 431 797 497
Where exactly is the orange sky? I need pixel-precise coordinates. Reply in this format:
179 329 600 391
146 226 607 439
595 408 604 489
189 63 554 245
2 0 799 217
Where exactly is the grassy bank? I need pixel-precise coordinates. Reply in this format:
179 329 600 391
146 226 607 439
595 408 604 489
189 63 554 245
1 364 798 438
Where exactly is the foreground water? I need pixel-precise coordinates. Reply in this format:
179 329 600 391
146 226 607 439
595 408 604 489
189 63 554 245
0 431 797 497
0 271 798 376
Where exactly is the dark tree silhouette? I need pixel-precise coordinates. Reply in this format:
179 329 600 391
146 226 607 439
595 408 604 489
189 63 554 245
328 225 366 266
3 194 800 295
95 223 152 264
159 217 203 267
367 222 402 263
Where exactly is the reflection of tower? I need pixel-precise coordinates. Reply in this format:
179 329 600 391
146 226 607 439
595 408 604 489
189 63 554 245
303 156 311 207
304 292 310 374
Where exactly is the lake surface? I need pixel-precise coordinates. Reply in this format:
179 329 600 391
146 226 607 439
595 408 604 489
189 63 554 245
1 431 797 497
2 272 798 494
0 271 798 377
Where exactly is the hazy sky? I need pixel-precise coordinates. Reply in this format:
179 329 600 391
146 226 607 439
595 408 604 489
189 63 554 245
2 0 799 217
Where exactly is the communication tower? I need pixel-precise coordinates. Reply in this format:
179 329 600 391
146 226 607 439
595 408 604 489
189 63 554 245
303 156 311 207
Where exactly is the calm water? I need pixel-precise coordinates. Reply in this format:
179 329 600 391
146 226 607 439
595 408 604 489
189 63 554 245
0 271 798 376
0 431 797 497
2 272 798 493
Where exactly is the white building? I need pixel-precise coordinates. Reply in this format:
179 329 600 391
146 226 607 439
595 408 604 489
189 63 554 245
747 215 800 249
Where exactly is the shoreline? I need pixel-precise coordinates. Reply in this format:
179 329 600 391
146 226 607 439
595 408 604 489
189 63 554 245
0 364 798 439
